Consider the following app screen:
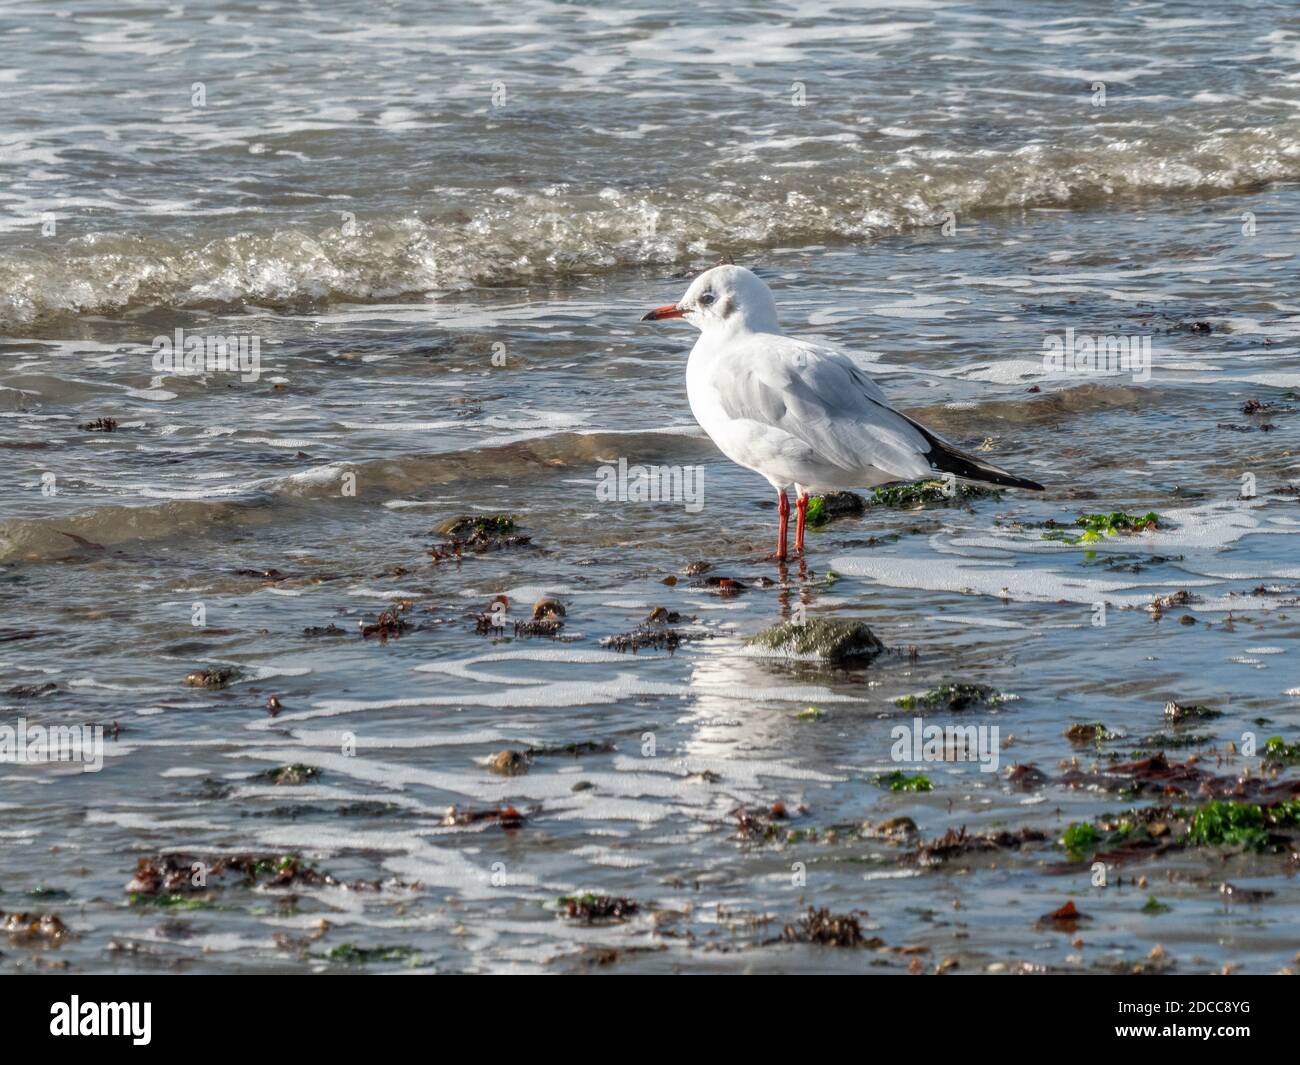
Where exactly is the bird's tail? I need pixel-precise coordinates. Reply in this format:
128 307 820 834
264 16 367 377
904 415 1044 491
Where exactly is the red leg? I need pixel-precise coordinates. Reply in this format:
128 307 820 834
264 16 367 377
776 489 790 561
795 491 809 554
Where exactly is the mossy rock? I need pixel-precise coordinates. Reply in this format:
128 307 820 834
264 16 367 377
805 491 867 528
435 514 516 539
747 618 884 664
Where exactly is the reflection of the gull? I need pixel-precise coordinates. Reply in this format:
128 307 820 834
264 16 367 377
675 560 858 777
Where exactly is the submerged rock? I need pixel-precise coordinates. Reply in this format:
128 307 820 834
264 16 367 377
747 618 884 664
435 514 516 539
183 667 239 689
487 750 530 776
895 683 1005 712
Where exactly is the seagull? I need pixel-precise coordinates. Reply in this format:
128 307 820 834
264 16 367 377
642 264 1043 561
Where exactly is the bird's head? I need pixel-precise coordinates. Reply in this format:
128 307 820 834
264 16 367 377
641 264 779 335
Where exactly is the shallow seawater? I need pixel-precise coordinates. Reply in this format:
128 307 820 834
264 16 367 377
1 2 1299 973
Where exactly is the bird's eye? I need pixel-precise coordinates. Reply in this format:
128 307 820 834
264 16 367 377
699 292 716 306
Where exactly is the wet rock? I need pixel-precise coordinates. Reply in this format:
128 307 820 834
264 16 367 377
805 491 866 527
645 606 683 624
256 764 321 786
732 802 800 841
435 514 516 539
430 514 530 561
1241 397 1294 416
442 804 528 828
303 623 346 637
2 911 72 941
683 561 711 576
1147 589 1195 617
487 750 530 776
1163 701 1220 723
532 597 565 620
1219 882 1275 903
1064 722 1111 744
234 567 290 581
1006 763 1048 789
1038 900 1090 929
183 667 239 689
558 894 638 924
747 618 885 664
526 740 614 758
865 816 917 840
3 682 58 698
895 683 1005 712
907 826 1046 867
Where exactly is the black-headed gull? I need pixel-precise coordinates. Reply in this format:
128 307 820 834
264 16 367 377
642 264 1043 560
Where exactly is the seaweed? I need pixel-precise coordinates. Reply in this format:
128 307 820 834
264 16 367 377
558 894 639 924
78 417 118 432
125 852 382 899
430 516 530 561
1061 822 1101 857
870 480 1000 510
1261 736 1300 766
1042 510 1162 545
873 770 933 793
781 907 869 947
732 802 796 841
895 683 1004 712
326 943 419 964
360 605 411 641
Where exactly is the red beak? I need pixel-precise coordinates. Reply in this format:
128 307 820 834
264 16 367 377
641 304 687 322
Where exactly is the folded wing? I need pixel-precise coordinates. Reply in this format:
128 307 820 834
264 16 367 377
714 335 1042 490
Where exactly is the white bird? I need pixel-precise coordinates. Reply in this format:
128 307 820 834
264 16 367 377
642 264 1043 560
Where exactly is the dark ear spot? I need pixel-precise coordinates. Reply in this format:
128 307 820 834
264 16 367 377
717 295 734 317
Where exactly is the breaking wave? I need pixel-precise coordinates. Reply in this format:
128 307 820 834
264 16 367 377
3 124 1298 327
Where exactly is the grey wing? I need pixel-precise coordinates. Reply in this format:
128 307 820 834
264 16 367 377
715 337 936 482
